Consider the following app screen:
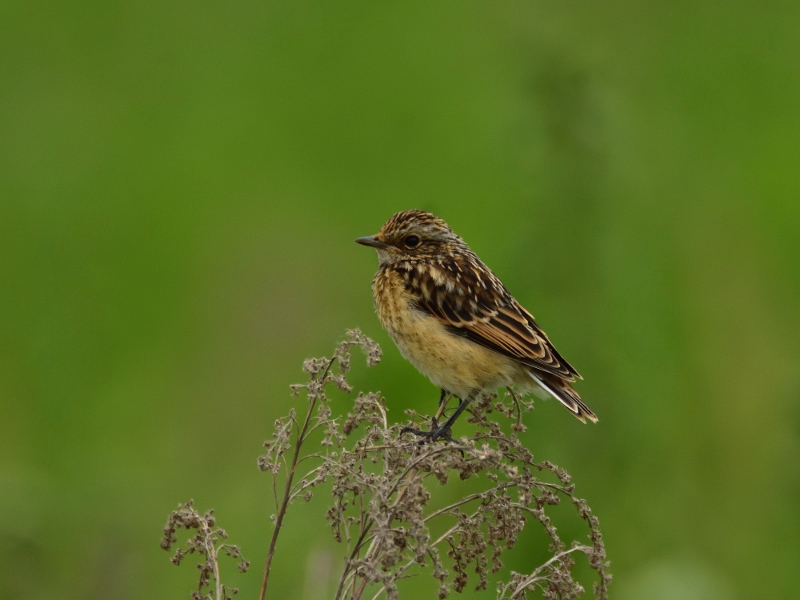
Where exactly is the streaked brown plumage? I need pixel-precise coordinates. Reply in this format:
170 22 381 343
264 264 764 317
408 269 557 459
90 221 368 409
356 210 597 439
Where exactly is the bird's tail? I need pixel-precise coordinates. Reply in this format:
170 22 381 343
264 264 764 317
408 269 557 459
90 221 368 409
528 370 598 423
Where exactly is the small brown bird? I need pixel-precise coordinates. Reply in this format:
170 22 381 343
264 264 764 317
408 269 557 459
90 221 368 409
356 210 597 440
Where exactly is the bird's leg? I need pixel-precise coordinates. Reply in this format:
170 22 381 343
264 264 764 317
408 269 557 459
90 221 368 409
428 394 473 442
403 391 475 444
402 388 456 442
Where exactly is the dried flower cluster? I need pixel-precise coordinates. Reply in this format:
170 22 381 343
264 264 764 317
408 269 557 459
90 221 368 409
163 329 610 600
160 500 250 600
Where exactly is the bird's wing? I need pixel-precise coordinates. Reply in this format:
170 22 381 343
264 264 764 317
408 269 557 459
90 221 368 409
408 259 581 382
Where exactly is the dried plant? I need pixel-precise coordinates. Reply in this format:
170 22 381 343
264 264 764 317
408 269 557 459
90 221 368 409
257 329 382 599
160 500 250 600
163 329 610 599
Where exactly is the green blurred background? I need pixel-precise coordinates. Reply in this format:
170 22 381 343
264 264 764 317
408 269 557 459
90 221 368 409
2 1 799 598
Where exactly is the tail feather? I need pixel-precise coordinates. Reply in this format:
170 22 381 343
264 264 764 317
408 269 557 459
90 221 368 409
529 370 598 423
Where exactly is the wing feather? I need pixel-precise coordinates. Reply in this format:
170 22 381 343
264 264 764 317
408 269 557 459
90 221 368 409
407 258 581 382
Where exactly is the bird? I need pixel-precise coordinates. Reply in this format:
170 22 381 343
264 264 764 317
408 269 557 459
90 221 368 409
355 210 597 441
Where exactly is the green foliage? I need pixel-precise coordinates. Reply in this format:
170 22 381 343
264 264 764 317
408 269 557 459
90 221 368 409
1 2 799 599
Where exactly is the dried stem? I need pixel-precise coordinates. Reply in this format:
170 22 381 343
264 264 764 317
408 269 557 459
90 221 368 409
258 359 329 600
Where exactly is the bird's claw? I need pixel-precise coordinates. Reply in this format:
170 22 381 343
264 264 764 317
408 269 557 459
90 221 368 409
401 418 457 444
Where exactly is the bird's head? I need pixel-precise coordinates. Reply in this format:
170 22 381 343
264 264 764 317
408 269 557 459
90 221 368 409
355 210 465 266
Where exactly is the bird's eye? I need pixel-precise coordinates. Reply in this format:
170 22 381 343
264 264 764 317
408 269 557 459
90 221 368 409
404 235 420 249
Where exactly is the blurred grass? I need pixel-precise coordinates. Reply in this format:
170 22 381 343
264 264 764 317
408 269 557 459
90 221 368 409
1 1 799 598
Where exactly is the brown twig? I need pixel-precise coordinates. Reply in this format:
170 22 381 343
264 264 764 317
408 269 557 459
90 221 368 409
258 358 336 600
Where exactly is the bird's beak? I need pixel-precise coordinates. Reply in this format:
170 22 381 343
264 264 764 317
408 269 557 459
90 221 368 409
355 235 390 250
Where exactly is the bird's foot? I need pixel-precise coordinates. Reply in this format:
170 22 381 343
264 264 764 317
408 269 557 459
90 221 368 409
401 417 456 444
